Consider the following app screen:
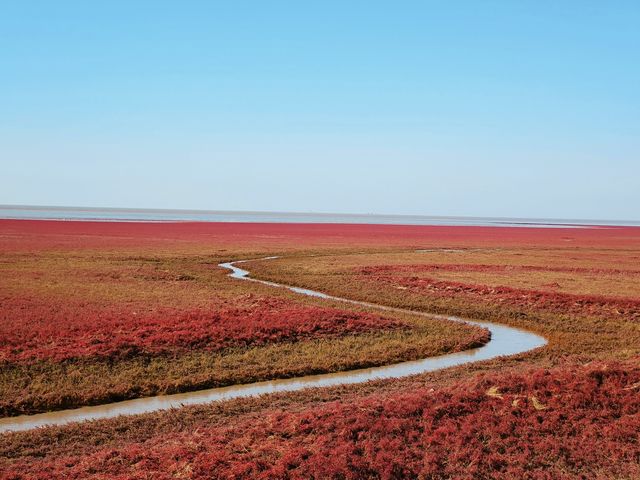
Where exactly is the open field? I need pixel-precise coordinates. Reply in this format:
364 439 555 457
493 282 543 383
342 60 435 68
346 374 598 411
0 221 487 416
1 220 639 478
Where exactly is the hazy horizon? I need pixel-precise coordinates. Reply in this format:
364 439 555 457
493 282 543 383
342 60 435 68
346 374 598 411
2 203 639 226
0 203 636 223
2 2 639 220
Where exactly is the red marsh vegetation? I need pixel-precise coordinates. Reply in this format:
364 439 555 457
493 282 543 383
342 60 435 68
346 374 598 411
0 296 406 363
0 220 490 415
1 361 638 479
0 220 639 477
2 219 639 252
357 265 640 320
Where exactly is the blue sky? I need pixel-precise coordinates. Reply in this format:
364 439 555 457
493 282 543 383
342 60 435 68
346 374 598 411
1 1 639 220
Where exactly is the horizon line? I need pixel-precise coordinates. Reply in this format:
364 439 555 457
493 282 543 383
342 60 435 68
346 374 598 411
1 203 639 226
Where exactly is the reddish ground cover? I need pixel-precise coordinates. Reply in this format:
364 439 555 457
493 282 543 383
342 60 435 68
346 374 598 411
2 219 640 252
1 219 494 416
362 263 640 276
1 220 639 478
357 265 640 321
0 295 404 363
2 360 638 479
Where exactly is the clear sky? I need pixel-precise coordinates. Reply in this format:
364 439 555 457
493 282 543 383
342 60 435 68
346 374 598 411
1 1 639 220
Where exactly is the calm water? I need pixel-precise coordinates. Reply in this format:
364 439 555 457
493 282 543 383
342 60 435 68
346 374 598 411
2 205 637 227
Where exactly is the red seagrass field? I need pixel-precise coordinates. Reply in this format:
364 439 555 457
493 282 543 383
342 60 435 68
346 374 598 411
1 219 640 479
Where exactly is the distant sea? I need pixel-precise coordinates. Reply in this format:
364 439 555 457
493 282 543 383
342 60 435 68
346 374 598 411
1 205 638 228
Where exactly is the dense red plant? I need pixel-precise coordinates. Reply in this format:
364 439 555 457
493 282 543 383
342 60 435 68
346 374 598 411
361 263 640 276
0 295 406 362
357 266 640 320
2 219 640 252
2 361 638 479
1 219 639 478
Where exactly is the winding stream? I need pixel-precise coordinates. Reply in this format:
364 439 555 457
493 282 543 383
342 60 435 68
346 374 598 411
0 257 546 433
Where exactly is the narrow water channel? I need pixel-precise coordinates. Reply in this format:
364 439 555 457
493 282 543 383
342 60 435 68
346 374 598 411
0 257 546 433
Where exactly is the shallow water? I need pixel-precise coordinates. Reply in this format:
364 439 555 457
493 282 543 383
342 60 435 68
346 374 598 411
0 257 546 433
1 205 626 227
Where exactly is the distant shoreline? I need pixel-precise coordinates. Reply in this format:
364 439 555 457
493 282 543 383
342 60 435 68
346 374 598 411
1 205 638 228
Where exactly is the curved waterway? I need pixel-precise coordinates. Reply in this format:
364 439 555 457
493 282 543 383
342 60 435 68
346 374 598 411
0 257 546 433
